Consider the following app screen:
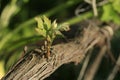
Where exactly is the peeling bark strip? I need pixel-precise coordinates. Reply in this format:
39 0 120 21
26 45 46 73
1 25 114 80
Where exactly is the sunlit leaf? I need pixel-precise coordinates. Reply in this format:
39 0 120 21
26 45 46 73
55 30 62 35
43 15 51 30
58 23 70 31
35 16 69 46
35 17 43 29
52 20 57 29
35 28 46 37
43 23 49 32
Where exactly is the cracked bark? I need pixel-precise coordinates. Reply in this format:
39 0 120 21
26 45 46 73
1 23 116 80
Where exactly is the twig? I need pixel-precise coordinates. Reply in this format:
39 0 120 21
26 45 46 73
84 45 107 80
92 0 98 16
77 49 93 80
107 54 120 80
98 0 109 6
84 0 98 16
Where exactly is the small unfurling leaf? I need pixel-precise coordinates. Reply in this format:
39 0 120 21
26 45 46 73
35 27 46 37
58 23 70 31
52 20 57 29
35 15 70 58
35 17 43 29
43 15 51 30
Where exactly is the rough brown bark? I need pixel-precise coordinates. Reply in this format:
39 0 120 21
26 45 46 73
1 23 116 80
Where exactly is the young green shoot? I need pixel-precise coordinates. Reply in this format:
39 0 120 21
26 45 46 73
35 15 69 58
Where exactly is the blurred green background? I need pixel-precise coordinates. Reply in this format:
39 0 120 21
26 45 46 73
0 0 120 79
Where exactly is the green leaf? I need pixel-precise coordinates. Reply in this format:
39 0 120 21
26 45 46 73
35 17 43 29
101 4 112 21
43 15 51 30
112 0 120 13
52 20 57 29
35 28 46 37
35 16 69 46
55 30 62 35
101 4 120 25
58 23 70 31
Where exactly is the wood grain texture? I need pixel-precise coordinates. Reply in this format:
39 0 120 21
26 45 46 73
1 24 115 80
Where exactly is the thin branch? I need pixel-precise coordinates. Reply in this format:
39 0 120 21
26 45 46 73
92 0 98 16
77 49 93 80
84 45 107 80
107 54 120 80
